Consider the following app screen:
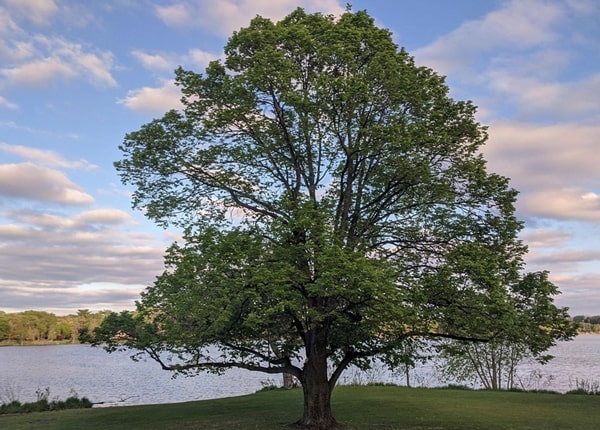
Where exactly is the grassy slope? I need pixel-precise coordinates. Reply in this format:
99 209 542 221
1 386 599 429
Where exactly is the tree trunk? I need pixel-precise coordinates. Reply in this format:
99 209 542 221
298 372 336 429
283 372 296 389
297 329 337 429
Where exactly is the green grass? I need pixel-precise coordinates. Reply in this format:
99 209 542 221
1 386 599 429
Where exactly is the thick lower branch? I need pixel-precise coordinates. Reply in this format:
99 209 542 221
156 356 302 378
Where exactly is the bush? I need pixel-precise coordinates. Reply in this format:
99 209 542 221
437 384 474 391
0 401 22 414
0 388 93 415
566 378 600 395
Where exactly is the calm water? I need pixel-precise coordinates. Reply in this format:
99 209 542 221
0 344 268 406
341 335 600 392
1 336 599 405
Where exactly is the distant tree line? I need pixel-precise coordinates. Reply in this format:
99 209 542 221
0 309 597 345
571 315 600 334
0 310 111 344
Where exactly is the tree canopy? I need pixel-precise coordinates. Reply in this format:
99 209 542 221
97 8 575 429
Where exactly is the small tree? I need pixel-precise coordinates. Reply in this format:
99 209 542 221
439 338 529 390
436 271 576 390
95 8 574 429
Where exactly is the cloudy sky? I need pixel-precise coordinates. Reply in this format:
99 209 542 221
1 0 599 316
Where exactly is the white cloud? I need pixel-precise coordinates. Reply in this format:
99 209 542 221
525 247 600 279
0 143 97 170
0 163 94 205
565 0 599 14
0 236 164 314
7 208 133 229
0 121 80 139
34 35 117 87
519 228 572 249
552 272 600 314
519 188 600 222
4 0 58 26
0 35 117 88
132 50 175 72
155 3 189 27
0 39 36 61
488 71 600 119
74 208 133 226
533 249 600 266
155 0 345 35
485 122 600 188
117 79 183 114
0 224 30 238
0 7 22 34
76 51 118 87
0 96 18 109
132 48 220 75
59 3 96 29
582 192 599 201
0 201 167 314
413 0 564 76
186 48 220 70
483 121 600 222
1 57 76 86
0 280 145 315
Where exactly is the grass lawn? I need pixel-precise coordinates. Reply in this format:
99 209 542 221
1 386 599 429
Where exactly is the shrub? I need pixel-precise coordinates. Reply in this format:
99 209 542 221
0 388 93 415
566 378 600 395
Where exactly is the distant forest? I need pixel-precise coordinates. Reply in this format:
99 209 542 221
0 310 109 344
571 315 600 334
0 310 599 345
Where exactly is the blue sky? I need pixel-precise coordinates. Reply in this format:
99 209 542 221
1 0 599 316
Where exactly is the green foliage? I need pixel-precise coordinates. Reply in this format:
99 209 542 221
566 378 600 395
0 401 22 414
436 271 577 390
101 7 575 428
572 315 600 333
573 315 600 324
0 314 9 341
0 310 111 345
0 388 92 415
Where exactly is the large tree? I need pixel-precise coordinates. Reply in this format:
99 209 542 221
97 8 574 429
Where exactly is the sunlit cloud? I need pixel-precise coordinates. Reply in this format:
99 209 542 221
519 228 572 249
154 0 345 35
0 163 94 205
0 121 80 139
0 35 117 88
483 121 600 222
185 48 220 70
488 71 600 120
131 48 220 74
132 50 175 72
4 0 59 26
0 143 97 170
117 79 183 114
413 0 563 76
0 207 166 293
518 188 600 222
1 57 76 86
6 208 134 229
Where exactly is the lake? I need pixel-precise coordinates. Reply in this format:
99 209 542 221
1 336 599 406
0 344 269 406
